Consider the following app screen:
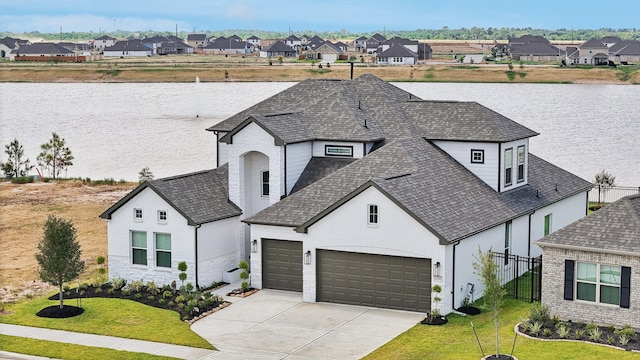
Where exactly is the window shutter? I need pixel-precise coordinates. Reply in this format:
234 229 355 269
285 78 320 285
620 266 631 309
564 260 574 300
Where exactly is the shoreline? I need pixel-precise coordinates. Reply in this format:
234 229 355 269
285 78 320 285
1 61 638 84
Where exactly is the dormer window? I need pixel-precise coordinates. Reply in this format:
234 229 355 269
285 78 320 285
325 145 353 157
504 148 513 187
471 149 484 164
517 146 525 182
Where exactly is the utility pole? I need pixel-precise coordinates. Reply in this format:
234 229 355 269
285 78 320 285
175 24 178 55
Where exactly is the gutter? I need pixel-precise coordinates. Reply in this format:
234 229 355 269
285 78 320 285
195 224 201 289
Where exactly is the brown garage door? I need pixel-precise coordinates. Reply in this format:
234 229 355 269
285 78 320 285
262 239 303 292
317 250 430 312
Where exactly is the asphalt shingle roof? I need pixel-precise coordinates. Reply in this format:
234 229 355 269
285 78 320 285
104 40 151 52
11 43 74 55
100 164 241 225
378 45 418 58
537 195 640 255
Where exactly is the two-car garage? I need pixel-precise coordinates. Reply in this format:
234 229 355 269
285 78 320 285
261 239 431 312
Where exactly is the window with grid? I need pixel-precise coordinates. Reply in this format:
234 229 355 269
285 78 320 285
368 204 379 225
158 210 167 222
131 231 147 265
155 233 172 268
261 171 269 196
576 262 621 305
471 149 484 164
504 148 513 187
517 146 525 182
133 208 143 220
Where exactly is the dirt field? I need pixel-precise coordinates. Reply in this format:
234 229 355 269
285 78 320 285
0 181 136 302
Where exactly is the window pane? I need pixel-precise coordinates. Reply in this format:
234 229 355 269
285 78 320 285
544 215 551 236
600 265 621 285
577 262 597 282
132 248 147 265
577 282 596 301
600 285 620 305
504 149 512 167
155 233 171 250
517 146 525 164
132 231 146 248
156 251 171 268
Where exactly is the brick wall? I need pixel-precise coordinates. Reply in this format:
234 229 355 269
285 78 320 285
541 246 640 329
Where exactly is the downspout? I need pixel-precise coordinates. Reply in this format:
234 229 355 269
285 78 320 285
283 145 288 197
451 240 460 311
497 144 502 192
527 210 536 257
195 224 201 289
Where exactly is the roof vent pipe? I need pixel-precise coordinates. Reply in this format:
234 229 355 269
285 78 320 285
364 119 368 128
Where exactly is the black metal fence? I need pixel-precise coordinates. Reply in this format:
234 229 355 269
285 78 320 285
589 185 640 205
492 252 542 302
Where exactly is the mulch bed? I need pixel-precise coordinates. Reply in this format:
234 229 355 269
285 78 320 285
36 305 84 318
457 306 481 315
421 315 448 325
517 321 640 352
226 288 258 297
47 283 228 321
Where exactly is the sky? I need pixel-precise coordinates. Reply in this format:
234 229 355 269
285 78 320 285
1 0 637 34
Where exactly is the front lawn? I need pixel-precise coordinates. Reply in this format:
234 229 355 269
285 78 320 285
365 299 639 359
0 295 215 349
0 335 179 360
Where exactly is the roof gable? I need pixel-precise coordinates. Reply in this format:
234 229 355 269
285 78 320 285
264 41 296 52
379 44 418 58
580 38 607 48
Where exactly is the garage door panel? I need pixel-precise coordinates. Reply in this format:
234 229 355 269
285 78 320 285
317 250 431 312
262 239 302 292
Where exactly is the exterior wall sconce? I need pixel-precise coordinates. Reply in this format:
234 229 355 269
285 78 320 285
434 261 441 277
304 250 312 265
251 239 258 253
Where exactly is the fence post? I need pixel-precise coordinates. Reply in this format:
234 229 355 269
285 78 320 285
514 255 519 300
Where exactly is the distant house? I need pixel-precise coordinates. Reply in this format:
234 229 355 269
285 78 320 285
508 35 562 62
306 42 343 63
158 40 194 55
379 37 418 53
354 36 367 52
610 40 640 64
141 36 168 55
203 37 251 55
538 195 640 329
418 42 432 60
376 44 418 65
285 35 302 51
600 36 622 48
0 37 28 58
260 41 296 58
366 33 386 54
306 36 325 51
247 35 261 50
9 42 75 61
187 34 208 51
57 42 92 53
103 40 152 57
93 35 117 51
578 38 608 65
333 41 348 53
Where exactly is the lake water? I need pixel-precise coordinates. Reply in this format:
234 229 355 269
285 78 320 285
1 82 638 185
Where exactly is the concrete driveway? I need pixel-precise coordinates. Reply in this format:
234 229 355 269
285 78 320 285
191 289 424 359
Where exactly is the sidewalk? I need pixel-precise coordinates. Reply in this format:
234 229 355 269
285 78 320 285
0 324 218 360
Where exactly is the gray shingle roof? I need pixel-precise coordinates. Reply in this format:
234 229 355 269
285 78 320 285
100 164 241 225
403 100 539 142
580 38 607 49
378 44 418 58
187 34 207 41
290 157 358 194
537 195 640 255
263 41 296 53
510 42 562 56
244 137 591 243
104 40 152 52
11 43 74 55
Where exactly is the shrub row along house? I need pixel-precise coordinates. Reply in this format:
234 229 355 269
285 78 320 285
100 75 591 314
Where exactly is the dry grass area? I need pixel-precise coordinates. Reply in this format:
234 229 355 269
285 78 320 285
0 181 136 302
0 61 633 84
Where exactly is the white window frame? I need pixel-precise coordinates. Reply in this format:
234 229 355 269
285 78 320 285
325 145 353 157
544 213 552 236
133 208 143 221
131 230 147 266
260 170 269 197
471 149 484 164
504 148 513 187
157 210 167 223
576 261 621 305
368 204 379 226
517 145 525 183
154 233 172 268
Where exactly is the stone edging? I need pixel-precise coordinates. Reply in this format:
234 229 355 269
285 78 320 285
186 301 232 325
227 289 260 298
513 322 640 353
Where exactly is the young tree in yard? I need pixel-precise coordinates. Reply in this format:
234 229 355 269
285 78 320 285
473 247 507 359
37 132 74 179
594 170 616 206
2 138 34 178
35 215 85 309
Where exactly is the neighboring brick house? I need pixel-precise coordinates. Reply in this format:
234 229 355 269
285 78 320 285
537 195 640 329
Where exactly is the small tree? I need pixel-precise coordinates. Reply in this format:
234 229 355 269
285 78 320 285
277 55 283 65
178 261 188 287
138 167 154 183
473 247 506 358
594 170 616 206
2 138 34 178
93 255 108 286
35 215 85 309
431 284 442 317
37 132 74 179
239 260 250 292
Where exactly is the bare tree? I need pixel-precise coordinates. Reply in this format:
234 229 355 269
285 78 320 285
594 170 616 206
37 132 74 179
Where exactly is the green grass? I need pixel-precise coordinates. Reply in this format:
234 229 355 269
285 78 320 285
96 69 122 76
0 296 215 350
365 299 639 360
0 334 179 360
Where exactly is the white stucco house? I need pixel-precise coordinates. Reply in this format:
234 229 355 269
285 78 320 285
101 74 591 314
103 40 152 57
